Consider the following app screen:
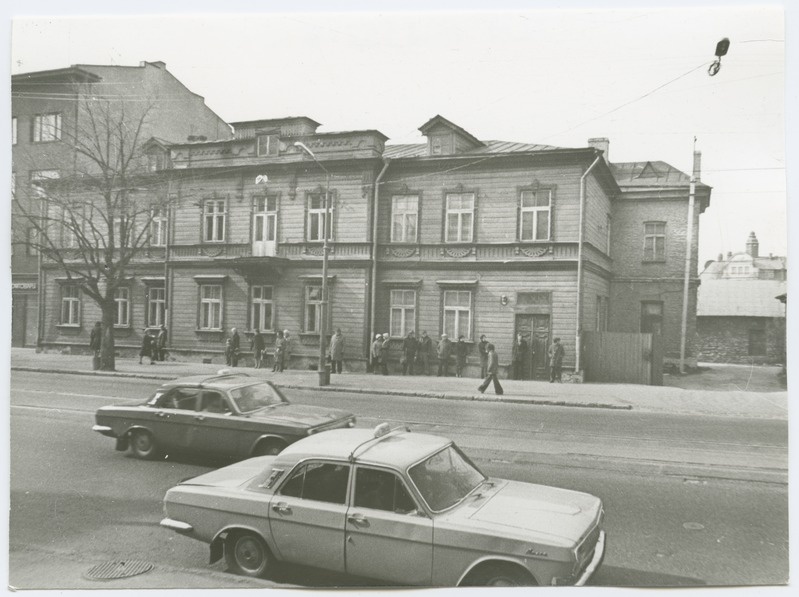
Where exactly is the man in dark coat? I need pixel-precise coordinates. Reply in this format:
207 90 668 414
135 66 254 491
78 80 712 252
416 331 432 375
511 332 529 380
251 328 265 369
401 331 417 375
329 328 345 374
437 334 452 377
89 322 102 370
272 330 284 372
139 330 155 365
455 335 468 377
548 337 565 383
477 343 503 394
229 327 240 367
157 324 168 362
477 334 489 378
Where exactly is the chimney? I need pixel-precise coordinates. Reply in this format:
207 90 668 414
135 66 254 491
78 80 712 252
587 138 609 163
692 151 702 182
717 253 723 262
746 231 759 258
727 251 733 259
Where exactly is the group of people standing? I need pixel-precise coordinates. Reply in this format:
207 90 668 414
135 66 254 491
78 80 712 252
228 327 293 372
135 324 168 365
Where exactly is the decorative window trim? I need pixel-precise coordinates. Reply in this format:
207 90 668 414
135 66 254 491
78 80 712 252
202 197 227 243
441 288 473 340
113 286 132 329
250 284 275 333
517 186 554 242
305 189 336 243
390 194 420 244
442 189 477 243
198 283 224 331
252 193 279 246
389 288 417 338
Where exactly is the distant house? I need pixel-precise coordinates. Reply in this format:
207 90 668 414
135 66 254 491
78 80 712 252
696 233 787 364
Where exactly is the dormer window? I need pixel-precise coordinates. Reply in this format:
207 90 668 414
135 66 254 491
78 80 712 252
257 134 280 157
430 134 452 156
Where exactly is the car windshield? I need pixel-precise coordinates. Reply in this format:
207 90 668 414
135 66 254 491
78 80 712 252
408 444 486 512
229 382 287 413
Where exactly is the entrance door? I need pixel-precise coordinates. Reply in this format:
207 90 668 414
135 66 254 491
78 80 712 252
531 315 551 379
513 314 533 380
253 196 277 257
12 294 27 347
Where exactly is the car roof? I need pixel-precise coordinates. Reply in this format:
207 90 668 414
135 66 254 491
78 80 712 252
160 373 263 390
276 428 451 470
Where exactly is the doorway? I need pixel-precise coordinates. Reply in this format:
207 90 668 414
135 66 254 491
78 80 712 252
514 313 550 380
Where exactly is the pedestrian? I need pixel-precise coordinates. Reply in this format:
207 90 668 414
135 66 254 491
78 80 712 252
272 330 284 372
381 333 391 375
548 337 565 383
416 330 432 375
477 343 504 395
89 321 102 370
329 328 345 374
251 328 265 369
371 334 383 375
455 335 468 377
401 330 417 375
139 329 155 365
157 324 168 362
281 330 291 371
437 333 452 377
229 327 240 367
511 332 529 380
477 334 489 378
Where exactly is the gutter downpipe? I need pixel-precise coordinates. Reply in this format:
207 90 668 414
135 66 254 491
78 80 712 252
575 154 602 373
369 158 391 359
680 176 696 374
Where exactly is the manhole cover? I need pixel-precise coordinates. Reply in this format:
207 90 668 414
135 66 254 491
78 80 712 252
683 522 705 531
85 560 154 580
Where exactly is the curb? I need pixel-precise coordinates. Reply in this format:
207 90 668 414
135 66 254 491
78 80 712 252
12 366 630 411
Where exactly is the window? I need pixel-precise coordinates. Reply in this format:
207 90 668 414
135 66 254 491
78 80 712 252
257 134 279 157
147 287 166 327
32 113 62 142
748 326 766 356
253 195 277 242
354 468 417 514
390 289 416 337
203 199 226 242
60 285 80 326
596 296 608 331
280 461 350 505
156 387 199 411
114 287 130 327
151 208 167 246
643 222 666 261
307 193 330 242
391 195 418 243
251 285 274 332
519 189 552 241
12 117 17 145
640 301 663 335
445 193 474 242
199 285 223 330
304 285 323 333
443 290 472 339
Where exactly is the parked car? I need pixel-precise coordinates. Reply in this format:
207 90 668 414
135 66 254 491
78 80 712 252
92 371 356 460
160 424 605 587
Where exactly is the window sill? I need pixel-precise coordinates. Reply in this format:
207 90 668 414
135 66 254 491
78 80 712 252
641 260 667 264
195 328 224 333
56 324 81 329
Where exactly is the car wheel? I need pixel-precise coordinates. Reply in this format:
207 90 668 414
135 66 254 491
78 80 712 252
129 429 159 460
225 531 273 578
253 439 286 457
467 564 535 587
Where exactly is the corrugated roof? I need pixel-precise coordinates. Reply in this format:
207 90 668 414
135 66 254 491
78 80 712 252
384 139 565 159
697 279 787 317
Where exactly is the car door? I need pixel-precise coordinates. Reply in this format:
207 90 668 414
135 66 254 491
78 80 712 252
186 390 241 457
268 460 349 573
149 387 200 452
345 466 433 585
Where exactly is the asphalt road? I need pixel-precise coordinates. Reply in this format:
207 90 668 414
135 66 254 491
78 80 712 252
8 371 789 589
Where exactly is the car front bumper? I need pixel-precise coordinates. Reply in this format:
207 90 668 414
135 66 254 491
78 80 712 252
160 517 194 534
573 530 606 586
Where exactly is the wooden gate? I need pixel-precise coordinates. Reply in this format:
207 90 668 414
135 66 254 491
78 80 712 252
582 332 663 385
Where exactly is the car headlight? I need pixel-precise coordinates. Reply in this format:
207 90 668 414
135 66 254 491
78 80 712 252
347 418 356 428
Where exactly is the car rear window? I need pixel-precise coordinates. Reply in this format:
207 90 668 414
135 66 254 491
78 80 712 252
229 382 286 413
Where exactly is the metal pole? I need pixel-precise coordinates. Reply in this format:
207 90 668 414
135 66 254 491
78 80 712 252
319 171 330 385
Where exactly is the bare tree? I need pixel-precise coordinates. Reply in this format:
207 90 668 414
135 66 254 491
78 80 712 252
14 87 172 370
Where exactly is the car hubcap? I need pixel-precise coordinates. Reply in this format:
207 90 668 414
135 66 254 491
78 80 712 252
488 576 518 587
236 537 264 573
134 433 151 452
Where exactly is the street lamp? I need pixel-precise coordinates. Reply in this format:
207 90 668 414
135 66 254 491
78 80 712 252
293 141 331 386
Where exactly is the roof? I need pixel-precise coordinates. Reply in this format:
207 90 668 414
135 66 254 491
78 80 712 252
384 139 565 159
12 66 102 85
229 116 322 129
277 428 450 469
697 279 787 317
753 256 788 270
161 372 261 390
418 115 485 148
611 161 711 189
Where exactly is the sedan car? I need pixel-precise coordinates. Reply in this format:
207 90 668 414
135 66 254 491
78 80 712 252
92 371 356 460
160 424 605 587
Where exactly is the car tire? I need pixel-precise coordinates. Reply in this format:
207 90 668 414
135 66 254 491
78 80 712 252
129 429 159 460
466 563 535 587
253 439 286 457
225 531 273 578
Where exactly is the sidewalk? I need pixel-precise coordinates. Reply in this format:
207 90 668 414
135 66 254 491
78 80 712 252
10 348 788 420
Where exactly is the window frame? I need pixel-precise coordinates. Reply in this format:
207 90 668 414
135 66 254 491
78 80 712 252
202 199 227 243
146 286 166 328
444 192 475 243
199 284 223 331
257 133 280 157
640 300 664 335
390 195 419 243
306 191 332 243
251 285 275 332
150 207 168 247
32 112 62 143
60 284 81 327
353 466 420 514
518 188 552 242
643 221 666 262
253 194 278 243
278 460 351 505
113 286 131 328
442 289 473 340
389 288 417 338
303 284 324 333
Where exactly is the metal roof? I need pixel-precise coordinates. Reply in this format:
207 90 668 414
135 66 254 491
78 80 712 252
384 139 565 159
697 279 787 317
610 161 711 189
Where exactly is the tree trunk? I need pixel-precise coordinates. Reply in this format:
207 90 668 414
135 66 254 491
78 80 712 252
100 301 117 371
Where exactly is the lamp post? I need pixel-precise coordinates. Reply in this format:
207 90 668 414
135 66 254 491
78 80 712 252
294 141 331 386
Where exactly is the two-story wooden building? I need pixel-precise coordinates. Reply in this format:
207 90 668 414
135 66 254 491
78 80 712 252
37 114 711 378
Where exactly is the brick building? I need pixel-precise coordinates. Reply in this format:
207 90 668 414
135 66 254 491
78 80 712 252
35 113 711 379
696 233 787 364
11 61 231 347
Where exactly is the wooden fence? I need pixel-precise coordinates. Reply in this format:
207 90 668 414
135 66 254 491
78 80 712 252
582 331 663 386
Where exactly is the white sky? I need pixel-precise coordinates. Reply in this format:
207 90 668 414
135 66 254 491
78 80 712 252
6 2 790 269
